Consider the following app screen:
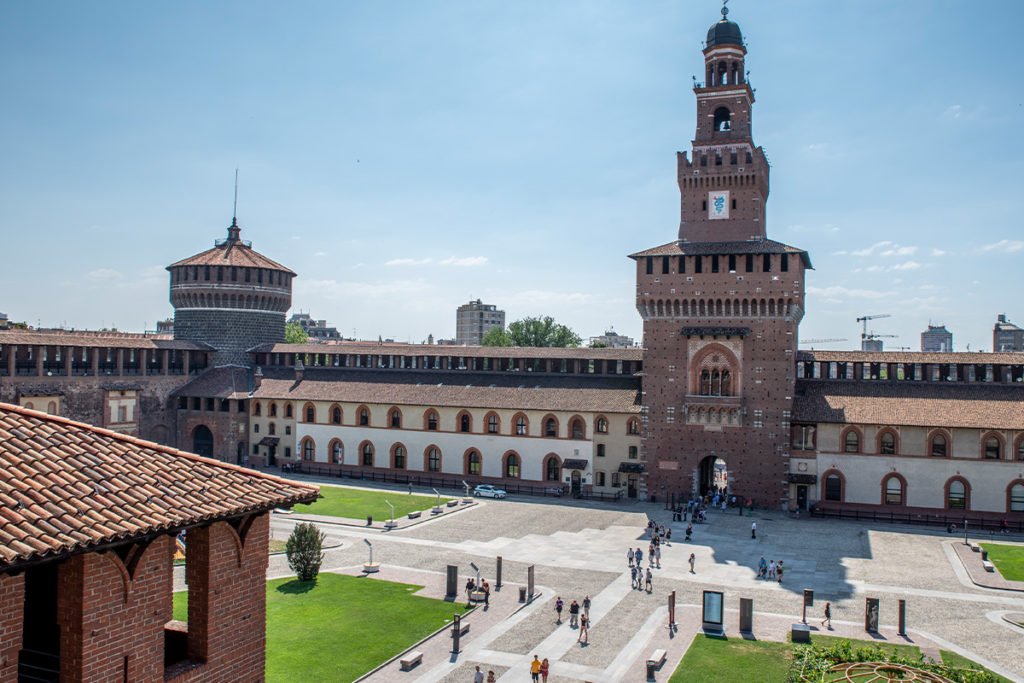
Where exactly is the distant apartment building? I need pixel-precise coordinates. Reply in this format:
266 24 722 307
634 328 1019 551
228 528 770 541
589 329 635 348
455 299 505 345
0 312 8 330
994 314 1024 352
920 324 953 353
289 312 342 341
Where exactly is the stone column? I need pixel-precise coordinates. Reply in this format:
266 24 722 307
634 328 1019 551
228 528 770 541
35 346 43 376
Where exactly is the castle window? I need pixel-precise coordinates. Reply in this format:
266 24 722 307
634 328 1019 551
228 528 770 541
728 255 736 272
466 449 481 475
392 444 406 469
304 403 315 423
389 407 402 428
791 424 816 451
883 475 904 506
879 431 897 455
302 438 315 461
1011 484 1024 512
947 479 967 510
426 410 439 431
824 474 843 502
459 412 472 433
662 256 670 274
361 442 374 466
426 447 441 472
597 444 606 457
331 406 342 425
678 255 686 273
331 440 343 464
930 433 947 457
781 254 789 272
985 436 1002 459
843 430 860 453
712 255 720 273
487 413 499 434
645 257 653 275
629 446 638 459
359 407 370 426
595 417 608 434
285 404 293 418
570 417 585 439
713 106 731 132
269 402 277 417
745 254 754 272
515 415 528 435
695 257 703 274
544 417 558 438
627 418 640 435
730 152 738 165
762 254 771 272
505 452 521 478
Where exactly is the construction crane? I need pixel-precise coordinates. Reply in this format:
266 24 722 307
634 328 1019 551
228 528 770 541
856 314 891 342
862 331 898 351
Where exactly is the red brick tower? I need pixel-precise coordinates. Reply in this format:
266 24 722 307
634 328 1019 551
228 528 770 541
631 5 811 509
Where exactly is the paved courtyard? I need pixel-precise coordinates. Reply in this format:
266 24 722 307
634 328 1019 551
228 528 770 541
224 482 1023 681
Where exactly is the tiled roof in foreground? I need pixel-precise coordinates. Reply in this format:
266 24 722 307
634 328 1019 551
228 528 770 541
0 403 318 571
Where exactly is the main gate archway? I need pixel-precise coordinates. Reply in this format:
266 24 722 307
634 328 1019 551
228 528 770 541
698 455 728 497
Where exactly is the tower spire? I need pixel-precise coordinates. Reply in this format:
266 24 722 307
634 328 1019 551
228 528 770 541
721 0 729 19
228 168 241 241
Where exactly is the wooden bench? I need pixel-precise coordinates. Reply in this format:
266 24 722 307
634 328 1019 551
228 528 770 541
407 511 421 519
983 560 996 573
646 648 667 669
400 651 423 671
791 623 811 643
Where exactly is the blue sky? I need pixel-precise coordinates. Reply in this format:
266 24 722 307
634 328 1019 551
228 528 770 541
1 1 1022 351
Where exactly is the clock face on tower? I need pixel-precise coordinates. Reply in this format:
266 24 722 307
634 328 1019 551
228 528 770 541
708 190 730 220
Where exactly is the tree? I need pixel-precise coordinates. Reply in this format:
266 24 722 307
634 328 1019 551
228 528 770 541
285 522 325 582
483 316 581 348
285 322 309 344
481 327 512 347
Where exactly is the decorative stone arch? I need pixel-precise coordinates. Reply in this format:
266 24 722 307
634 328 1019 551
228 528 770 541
464 448 482 476
503 450 522 479
594 414 609 434
423 408 440 431
358 440 375 467
387 406 403 429
840 426 863 454
543 453 562 482
356 404 371 427
981 431 1005 459
568 415 586 440
820 468 845 502
329 403 343 425
302 402 317 424
390 442 408 469
542 414 560 438
512 412 529 436
300 436 316 461
423 445 442 472
690 343 740 396
927 428 952 457
944 475 971 511
484 411 501 434
456 410 473 434
328 438 344 464
1006 479 1024 513
880 472 908 506
876 427 899 455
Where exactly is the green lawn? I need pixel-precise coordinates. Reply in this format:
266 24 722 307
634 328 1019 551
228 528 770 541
942 650 1014 683
292 485 453 520
174 573 470 681
669 635 794 683
980 543 1024 581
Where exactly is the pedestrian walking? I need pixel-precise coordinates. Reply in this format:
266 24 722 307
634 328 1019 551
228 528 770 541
555 596 564 624
540 658 550 683
645 567 653 592
685 523 693 541
631 565 639 589
487 671 496 683
821 601 832 629
768 560 776 580
666 529 672 546
482 580 490 608
582 595 591 619
578 614 589 644
569 599 580 628
751 521 757 539
758 556 767 579
689 552 696 573
530 655 542 682
635 547 644 566
627 547 635 567
776 560 784 583
474 664 484 683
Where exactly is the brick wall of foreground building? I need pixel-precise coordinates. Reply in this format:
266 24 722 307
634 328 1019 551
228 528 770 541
0 573 24 683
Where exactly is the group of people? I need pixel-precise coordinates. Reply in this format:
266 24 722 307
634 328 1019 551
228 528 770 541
465 577 491 607
553 595 591 644
473 664 497 682
527 656 551 682
756 556 785 583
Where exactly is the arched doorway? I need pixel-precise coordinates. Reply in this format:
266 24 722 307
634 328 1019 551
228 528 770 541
698 455 728 497
192 425 214 458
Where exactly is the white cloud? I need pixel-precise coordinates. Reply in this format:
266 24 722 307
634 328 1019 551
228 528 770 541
86 268 122 283
981 239 1024 253
849 241 918 258
879 245 917 257
806 285 894 300
850 241 892 257
930 248 946 257
943 104 962 120
297 278 434 299
439 256 488 267
890 260 923 271
385 257 433 266
314 251 327 257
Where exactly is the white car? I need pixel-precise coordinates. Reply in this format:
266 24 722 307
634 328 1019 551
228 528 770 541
473 484 507 499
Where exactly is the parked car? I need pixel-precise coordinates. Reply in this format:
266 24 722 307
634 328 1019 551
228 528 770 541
473 484 507 499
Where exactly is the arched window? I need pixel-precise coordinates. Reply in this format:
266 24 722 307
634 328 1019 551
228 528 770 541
459 412 472 433
713 106 731 132
486 412 499 434
268 422 276 435
285 403 293 419
426 447 441 472
253 401 262 416
425 410 439 431
946 478 968 510
879 430 897 455
882 474 904 506
544 416 558 438
303 402 316 423
361 442 375 466
595 416 608 434
358 406 370 426
330 440 343 464
465 449 482 476
1010 483 1024 512
331 405 342 425
569 417 585 440
302 438 315 461
46 401 57 415
391 444 406 469
824 473 843 502
930 432 948 457
389 407 402 429
545 455 561 482
700 369 711 395
627 418 640 435
984 434 1002 459
842 429 860 453
505 452 521 478
514 414 528 436
269 402 277 418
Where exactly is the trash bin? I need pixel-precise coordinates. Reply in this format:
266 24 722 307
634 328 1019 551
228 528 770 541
367 515 373 526
646 660 656 680
982 549 988 562
519 587 527 603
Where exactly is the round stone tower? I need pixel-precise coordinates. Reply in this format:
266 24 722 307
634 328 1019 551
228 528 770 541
168 219 295 366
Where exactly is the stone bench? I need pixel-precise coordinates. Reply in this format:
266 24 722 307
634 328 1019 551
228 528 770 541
970 543 982 553
646 648 667 669
791 623 811 643
983 560 996 573
452 621 471 636
446 499 458 507
407 511 421 519
400 651 423 671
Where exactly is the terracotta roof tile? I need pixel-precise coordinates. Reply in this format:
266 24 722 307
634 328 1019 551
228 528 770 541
168 237 296 275
0 402 318 571
0 329 212 351
793 381 1024 430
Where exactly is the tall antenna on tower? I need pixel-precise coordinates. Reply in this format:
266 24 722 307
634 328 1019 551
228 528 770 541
232 168 239 225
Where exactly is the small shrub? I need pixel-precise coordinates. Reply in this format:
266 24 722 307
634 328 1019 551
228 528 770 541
286 522 326 582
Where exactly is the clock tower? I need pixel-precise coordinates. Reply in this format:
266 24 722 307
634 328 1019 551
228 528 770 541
630 5 811 509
